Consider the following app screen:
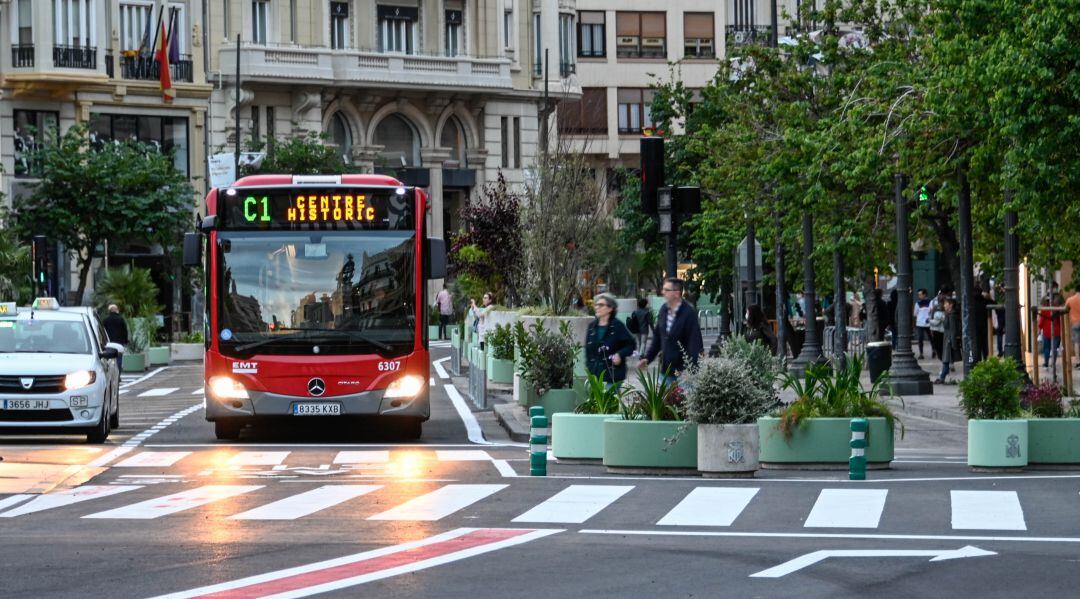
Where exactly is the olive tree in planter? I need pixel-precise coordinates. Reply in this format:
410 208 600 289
682 337 781 477
519 321 579 415
1022 383 1080 466
552 372 627 461
960 357 1027 470
485 323 516 384
603 368 695 473
759 355 899 469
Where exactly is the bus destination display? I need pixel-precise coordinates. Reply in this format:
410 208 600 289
218 187 413 230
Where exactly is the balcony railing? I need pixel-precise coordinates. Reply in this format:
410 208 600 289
12 44 34 68
53 45 97 69
118 54 194 82
725 25 773 47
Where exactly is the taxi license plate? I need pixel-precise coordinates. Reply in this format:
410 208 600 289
4 399 50 410
292 403 341 416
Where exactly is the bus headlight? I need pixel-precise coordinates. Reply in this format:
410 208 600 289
64 370 96 390
385 375 424 398
209 376 249 399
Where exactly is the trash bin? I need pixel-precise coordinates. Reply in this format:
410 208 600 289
866 341 892 384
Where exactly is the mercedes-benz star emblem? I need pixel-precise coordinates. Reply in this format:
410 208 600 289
307 378 326 397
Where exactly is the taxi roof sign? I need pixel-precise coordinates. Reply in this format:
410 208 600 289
0 302 16 315
31 297 60 310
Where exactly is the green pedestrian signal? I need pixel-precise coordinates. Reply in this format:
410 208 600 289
918 186 929 205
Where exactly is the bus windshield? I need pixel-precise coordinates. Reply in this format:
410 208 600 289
216 230 416 356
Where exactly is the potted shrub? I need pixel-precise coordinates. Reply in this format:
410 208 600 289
602 368 696 473
519 321 579 415
683 337 781 477
428 305 442 340
485 323 515 384
123 316 153 372
551 372 627 461
1023 383 1080 466
759 355 898 468
960 357 1027 470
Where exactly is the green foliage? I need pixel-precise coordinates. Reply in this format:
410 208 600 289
127 316 159 353
624 367 683 422
486 323 515 361
448 174 525 305
681 356 776 425
15 124 193 303
0 215 32 305
1021 383 1065 419
715 336 783 404
576 373 628 415
958 357 1024 420
777 354 899 438
178 331 204 344
519 321 577 396
244 132 354 175
93 267 162 318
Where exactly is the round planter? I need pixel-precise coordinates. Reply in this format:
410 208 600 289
1028 418 1080 466
758 417 894 469
169 343 203 361
122 352 147 373
537 388 580 415
697 423 759 477
487 357 514 384
968 419 1028 469
147 346 171 365
552 413 622 461
603 419 697 473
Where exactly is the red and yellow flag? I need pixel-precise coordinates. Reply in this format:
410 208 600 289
155 18 174 102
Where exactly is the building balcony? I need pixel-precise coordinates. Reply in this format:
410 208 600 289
117 54 194 83
221 43 513 91
12 45 35 68
53 45 97 69
725 25 774 48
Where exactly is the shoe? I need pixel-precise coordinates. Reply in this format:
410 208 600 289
934 378 945 384
919 354 925 360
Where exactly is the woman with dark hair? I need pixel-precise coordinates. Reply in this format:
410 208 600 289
744 304 777 355
584 293 636 384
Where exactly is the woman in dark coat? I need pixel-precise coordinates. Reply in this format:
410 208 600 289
935 297 960 384
744 304 777 355
584 293 636 384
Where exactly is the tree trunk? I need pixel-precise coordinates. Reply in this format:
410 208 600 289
75 253 93 307
931 212 961 292
862 273 880 341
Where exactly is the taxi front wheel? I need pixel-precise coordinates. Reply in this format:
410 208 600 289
87 406 111 444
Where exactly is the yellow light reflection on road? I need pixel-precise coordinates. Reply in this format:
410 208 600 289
386 450 429 480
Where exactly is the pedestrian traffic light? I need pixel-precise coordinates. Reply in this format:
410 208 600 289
640 137 664 214
31 235 47 286
918 186 929 205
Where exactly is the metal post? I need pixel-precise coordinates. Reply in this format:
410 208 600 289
958 167 976 375
849 418 868 480
1003 209 1023 369
745 216 757 310
789 212 822 376
774 208 787 361
833 248 846 367
666 214 679 281
887 172 934 395
529 406 548 476
234 33 241 173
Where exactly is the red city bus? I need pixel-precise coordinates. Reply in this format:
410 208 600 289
183 174 446 440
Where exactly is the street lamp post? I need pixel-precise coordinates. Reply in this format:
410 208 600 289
833 249 846 367
774 207 787 362
1003 208 1023 368
789 212 823 376
745 215 757 310
888 172 934 395
958 167 977 375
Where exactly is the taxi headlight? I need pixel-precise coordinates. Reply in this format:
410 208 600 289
64 370 96 390
385 375 424 398
209 376 249 399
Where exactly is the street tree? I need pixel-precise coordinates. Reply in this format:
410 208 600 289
448 173 525 306
244 131 355 176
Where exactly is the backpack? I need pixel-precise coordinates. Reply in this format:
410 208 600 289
627 311 641 335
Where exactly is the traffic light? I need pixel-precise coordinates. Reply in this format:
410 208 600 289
31 235 47 287
918 185 929 206
640 137 664 214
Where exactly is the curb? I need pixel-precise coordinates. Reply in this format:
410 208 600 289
493 403 530 443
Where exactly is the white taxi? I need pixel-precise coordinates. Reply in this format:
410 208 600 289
0 298 122 443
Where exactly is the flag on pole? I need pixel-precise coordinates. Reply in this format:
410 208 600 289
167 8 180 63
138 7 153 56
155 13 175 102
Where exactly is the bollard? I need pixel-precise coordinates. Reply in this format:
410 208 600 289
849 418 868 480
529 406 548 476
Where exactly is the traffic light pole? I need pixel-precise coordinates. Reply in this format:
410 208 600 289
666 214 679 281
888 172 934 395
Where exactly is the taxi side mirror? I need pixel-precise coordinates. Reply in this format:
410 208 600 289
101 347 119 360
183 233 202 267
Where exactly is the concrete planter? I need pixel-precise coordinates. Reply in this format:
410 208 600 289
488 310 520 331
758 417 895 468
537 388 580 415
1028 419 1080 465
697 423 760 477
603 419 697 472
552 413 622 460
428 325 441 340
147 346 171 365
516 373 538 407
518 315 592 348
122 352 147 373
574 347 587 377
487 357 514 384
968 419 1028 469
170 343 203 361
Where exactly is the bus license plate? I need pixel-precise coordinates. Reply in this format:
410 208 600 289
293 403 341 416
4 399 50 410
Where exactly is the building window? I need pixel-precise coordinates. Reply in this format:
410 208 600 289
615 12 665 59
532 12 541 75
440 116 467 167
684 13 714 58
558 13 575 77
88 113 190 176
617 88 655 134
512 117 521 169
445 5 463 57
266 106 276 144
251 0 270 45
374 114 421 167
54 0 96 47
15 0 33 44
503 2 513 51
500 117 509 168
330 113 352 164
577 11 604 58
120 3 153 53
378 6 418 54
557 87 607 135
250 106 261 143
13 111 59 178
330 2 349 49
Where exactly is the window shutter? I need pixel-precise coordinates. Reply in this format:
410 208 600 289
683 13 713 39
580 11 604 25
616 12 640 37
641 13 665 38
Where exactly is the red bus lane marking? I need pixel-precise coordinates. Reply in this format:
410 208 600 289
156 528 561 599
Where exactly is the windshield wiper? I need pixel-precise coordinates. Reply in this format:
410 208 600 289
234 327 393 353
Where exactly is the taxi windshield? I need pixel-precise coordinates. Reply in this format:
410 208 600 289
0 318 92 354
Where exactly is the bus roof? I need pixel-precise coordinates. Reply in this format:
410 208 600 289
229 174 405 188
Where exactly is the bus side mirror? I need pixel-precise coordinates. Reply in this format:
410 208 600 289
427 238 447 279
183 233 202 267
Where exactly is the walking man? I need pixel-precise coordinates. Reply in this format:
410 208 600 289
637 278 704 381
102 304 128 372
914 288 932 359
434 284 453 340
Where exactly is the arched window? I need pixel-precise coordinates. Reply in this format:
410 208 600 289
374 114 421 167
440 116 468 167
329 113 352 163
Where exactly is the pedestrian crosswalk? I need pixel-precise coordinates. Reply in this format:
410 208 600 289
0 481 1070 534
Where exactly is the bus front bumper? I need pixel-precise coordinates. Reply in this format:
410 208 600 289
204 387 430 421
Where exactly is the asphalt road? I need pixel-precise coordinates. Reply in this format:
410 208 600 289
1 347 1078 598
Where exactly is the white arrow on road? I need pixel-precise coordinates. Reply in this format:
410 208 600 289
750 545 997 578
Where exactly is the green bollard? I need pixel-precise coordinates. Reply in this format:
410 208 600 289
530 407 548 476
850 418 868 480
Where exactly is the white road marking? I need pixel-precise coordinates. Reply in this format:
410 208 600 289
114 451 192 468
229 485 382 520
368 484 507 521
433 356 451 379
491 460 518 477
83 485 262 519
138 387 180 397
333 451 390 464
512 485 633 524
435 450 491 461
228 451 290 467
805 489 889 528
190 388 204 394
0 495 32 511
119 390 130 395
951 490 1027 530
0 486 142 518
581 529 1080 544
749 546 997 578
119 367 168 389
443 384 491 445
657 487 759 527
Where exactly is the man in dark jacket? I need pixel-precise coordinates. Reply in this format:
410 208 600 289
637 278 704 379
102 304 128 371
